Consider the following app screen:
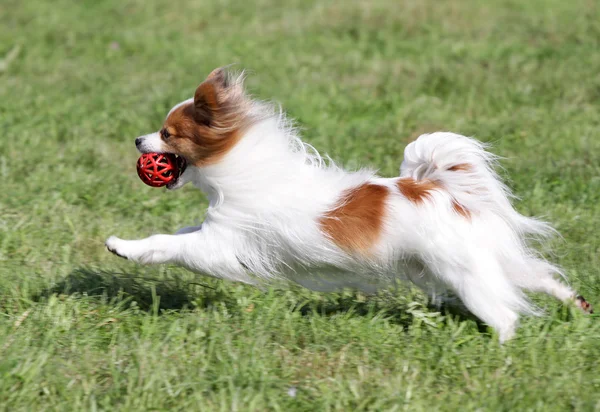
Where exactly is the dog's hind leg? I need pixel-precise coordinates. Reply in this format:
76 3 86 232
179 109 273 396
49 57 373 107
504 257 593 313
431 251 526 343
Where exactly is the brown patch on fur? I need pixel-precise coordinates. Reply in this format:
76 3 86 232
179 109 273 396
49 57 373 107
452 200 471 219
160 67 253 166
398 178 471 219
396 178 440 203
320 184 389 254
448 164 472 218
448 163 471 172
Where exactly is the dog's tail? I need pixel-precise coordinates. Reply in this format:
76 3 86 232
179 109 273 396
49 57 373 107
400 132 554 239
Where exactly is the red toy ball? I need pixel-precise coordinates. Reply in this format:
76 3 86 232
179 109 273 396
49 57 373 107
136 153 185 187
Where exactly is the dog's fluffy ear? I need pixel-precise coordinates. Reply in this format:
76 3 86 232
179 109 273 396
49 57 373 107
194 67 243 125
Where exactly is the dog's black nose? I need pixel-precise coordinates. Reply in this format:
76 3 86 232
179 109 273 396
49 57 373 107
135 137 142 146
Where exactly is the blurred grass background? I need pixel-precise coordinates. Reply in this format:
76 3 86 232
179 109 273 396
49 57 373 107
1 0 599 410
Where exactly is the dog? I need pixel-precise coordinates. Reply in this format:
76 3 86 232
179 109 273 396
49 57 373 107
106 67 592 342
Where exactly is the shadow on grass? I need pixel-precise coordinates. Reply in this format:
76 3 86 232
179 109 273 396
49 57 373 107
295 292 488 332
36 267 220 311
36 268 487 331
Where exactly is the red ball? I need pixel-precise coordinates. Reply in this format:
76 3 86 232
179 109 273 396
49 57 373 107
136 153 185 187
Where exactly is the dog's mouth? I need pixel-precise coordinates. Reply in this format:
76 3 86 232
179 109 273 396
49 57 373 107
165 155 187 189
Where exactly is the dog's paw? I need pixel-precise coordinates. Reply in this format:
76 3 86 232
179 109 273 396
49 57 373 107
575 295 594 314
105 236 129 260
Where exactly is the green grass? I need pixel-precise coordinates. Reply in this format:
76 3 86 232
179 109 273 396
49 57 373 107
2 0 600 410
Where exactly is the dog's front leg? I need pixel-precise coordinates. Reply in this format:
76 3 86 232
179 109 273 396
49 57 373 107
105 228 251 283
105 234 184 264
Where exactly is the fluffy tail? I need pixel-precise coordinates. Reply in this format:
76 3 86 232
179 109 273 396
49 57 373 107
400 132 554 240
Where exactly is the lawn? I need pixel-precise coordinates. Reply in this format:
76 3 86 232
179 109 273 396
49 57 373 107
1 0 600 410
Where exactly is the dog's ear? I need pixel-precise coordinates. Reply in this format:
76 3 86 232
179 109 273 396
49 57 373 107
193 67 233 124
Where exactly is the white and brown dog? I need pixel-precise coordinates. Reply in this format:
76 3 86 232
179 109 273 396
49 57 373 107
106 67 592 342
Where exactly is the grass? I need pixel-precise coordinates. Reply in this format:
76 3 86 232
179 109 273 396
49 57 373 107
1 0 600 410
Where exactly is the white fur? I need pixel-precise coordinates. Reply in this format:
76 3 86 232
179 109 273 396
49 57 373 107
107 99 588 342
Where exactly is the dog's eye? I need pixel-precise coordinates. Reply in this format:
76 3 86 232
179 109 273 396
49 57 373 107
161 129 170 139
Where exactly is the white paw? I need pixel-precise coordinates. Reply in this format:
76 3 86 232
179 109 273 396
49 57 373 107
105 236 129 260
498 327 516 344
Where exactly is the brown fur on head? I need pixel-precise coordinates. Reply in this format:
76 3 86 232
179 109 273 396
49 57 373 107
157 67 254 166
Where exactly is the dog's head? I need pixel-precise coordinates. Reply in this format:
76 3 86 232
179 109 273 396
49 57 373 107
135 67 253 189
